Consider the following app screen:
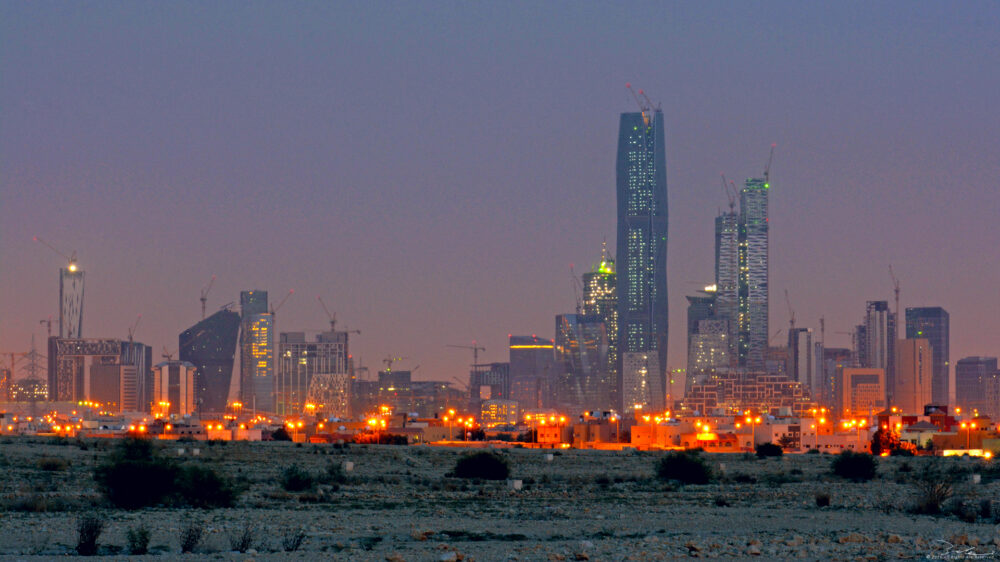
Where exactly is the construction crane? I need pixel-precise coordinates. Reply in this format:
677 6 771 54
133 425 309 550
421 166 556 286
569 264 583 314
39 317 52 338
127 314 142 344
721 173 736 212
889 265 901 316
317 296 336 332
768 328 784 346
162 346 176 361
270 289 294 316
382 356 407 373
199 275 216 320
819 316 826 346
784 289 796 333
625 83 651 125
447 342 485 367
763 143 776 184
450 376 468 392
34 236 78 272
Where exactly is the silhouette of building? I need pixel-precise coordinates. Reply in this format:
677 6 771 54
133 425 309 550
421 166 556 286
555 314 610 413
862 301 896 404
905 307 950 405
468 362 510 413
615 106 668 413
179 308 241 413
582 246 618 406
895 338 932 414
276 331 349 417
47 337 152 412
59 266 84 338
508 335 555 413
153 360 197 416
955 356 998 418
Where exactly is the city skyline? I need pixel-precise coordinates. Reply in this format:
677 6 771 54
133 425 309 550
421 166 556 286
2 3 1000 386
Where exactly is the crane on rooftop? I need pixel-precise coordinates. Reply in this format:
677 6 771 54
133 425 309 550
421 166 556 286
270 289 294 316
382 356 407 373
199 275 216 320
127 314 142 344
763 143 776 185
784 289 796 334
625 83 651 126
34 237 79 272
317 296 337 332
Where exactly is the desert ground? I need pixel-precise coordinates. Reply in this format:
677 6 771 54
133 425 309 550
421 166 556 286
0 438 999 560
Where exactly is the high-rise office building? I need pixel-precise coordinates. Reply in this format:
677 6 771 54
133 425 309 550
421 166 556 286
862 301 896 404
555 314 610 412
714 212 738 350
787 328 814 390
179 308 241 413
276 331 349 417
615 106 667 413
508 335 556 412
895 338 933 414
59 265 84 338
686 287 729 390
47 338 152 412
468 362 510 413
736 178 769 370
955 357 998 417
240 290 274 412
905 307 950 405
582 246 618 407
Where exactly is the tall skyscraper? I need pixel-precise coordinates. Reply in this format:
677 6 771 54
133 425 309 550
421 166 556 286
737 178 769 370
240 290 274 412
508 335 556 412
713 211 738 361
179 307 241 413
895 338 933 414
862 301 896 404
615 106 667 413
582 245 618 406
905 307 950 405
59 265 84 338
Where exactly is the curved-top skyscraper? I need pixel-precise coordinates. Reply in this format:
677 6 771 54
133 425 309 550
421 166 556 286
615 106 667 413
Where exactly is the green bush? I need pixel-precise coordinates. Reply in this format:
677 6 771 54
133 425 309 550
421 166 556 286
451 451 510 480
126 525 150 555
174 465 237 508
279 465 315 492
37 457 69 471
831 451 877 482
324 462 347 484
755 443 783 458
655 451 712 485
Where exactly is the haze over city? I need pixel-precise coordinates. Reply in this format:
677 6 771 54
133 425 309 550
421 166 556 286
2 2 999 382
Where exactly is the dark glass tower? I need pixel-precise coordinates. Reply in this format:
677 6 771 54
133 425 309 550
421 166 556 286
179 308 241 413
615 108 667 413
905 307 950 405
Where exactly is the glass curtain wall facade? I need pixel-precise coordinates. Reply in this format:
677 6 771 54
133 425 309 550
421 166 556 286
179 308 241 413
615 108 667 413
905 307 950 405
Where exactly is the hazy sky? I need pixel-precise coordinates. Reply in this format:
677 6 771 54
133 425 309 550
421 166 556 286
2 2 999 383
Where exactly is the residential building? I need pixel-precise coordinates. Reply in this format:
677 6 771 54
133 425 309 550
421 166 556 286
47 337 152 412
835 368 886 419
862 301 896 404
737 178 769 370
582 245 618 407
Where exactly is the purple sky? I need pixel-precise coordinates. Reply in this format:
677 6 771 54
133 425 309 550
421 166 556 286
2 2 999 383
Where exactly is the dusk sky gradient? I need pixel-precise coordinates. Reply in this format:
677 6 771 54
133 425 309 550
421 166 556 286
2 2 999 384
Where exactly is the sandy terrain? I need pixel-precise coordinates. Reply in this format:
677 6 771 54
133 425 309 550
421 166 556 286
1 438 999 560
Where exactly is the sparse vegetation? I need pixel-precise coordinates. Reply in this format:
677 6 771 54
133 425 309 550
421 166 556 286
174 464 237 508
450 451 510 480
37 456 68 471
656 451 712 485
281 527 307 552
280 465 316 492
179 519 204 553
75 514 105 556
910 466 953 515
229 523 258 553
831 451 877 482
755 443 783 458
126 525 151 555
815 491 831 507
